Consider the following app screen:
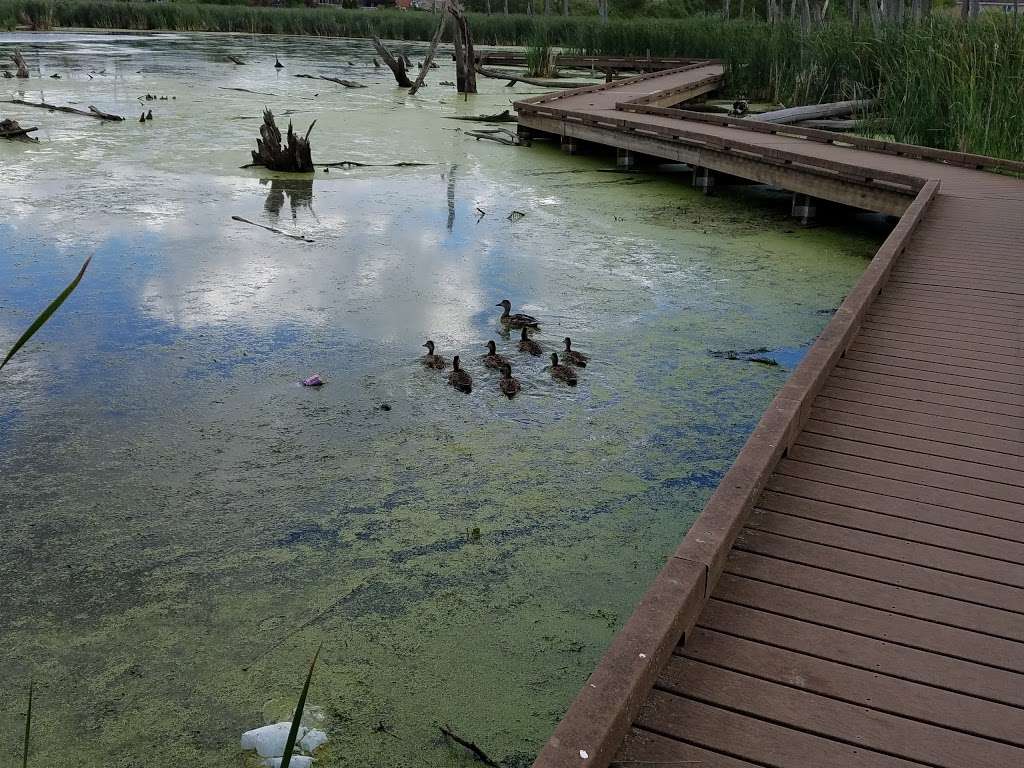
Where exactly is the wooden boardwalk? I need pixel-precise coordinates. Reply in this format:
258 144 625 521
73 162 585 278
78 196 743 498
516 64 1024 768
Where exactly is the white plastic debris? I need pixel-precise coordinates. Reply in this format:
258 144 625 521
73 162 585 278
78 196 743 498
299 729 328 753
241 722 305 757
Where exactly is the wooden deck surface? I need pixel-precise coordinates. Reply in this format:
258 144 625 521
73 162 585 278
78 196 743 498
516 64 1024 768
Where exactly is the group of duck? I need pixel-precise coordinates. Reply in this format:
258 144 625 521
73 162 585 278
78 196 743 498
421 299 589 398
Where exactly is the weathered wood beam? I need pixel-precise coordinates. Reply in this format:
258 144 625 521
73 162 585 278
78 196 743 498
371 37 413 88
4 99 124 121
754 99 875 124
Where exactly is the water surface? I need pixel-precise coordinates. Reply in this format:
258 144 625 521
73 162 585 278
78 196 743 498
0 31 881 767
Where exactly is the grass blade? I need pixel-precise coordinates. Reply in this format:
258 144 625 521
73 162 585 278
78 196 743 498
22 679 33 768
1 256 92 372
280 643 321 768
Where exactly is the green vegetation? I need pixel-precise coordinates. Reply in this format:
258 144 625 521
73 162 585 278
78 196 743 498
0 256 91 372
2 2 1022 158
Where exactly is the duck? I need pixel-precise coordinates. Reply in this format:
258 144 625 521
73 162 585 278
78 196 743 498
562 337 589 368
421 340 448 370
482 340 511 370
448 355 473 393
274 56 284 69
498 364 521 399
496 299 539 329
518 326 542 356
549 353 578 386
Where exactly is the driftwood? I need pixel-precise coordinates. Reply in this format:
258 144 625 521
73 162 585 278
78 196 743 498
372 37 413 88
754 99 875 125
439 725 499 768
227 55 246 65
12 50 28 78
231 215 313 243
219 86 276 96
250 109 315 172
444 109 516 123
315 160 435 168
295 73 366 88
465 127 518 145
475 66 591 89
4 99 124 121
795 117 886 131
0 118 38 141
408 7 448 96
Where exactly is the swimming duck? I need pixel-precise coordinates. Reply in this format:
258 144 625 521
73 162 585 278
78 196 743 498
496 299 539 329
448 355 473 393
498 364 521 399
518 326 542 356
421 340 448 370
274 56 284 69
482 340 511 370
562 337 589 368
549 353 578 386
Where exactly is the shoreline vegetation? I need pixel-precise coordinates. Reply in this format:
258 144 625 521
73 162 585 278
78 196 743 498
2 2 1024 160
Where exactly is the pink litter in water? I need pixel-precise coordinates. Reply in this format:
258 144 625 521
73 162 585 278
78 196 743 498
302 374 324 387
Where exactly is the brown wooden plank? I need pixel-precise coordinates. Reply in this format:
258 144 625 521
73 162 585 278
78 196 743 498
766 472 1024 542
614 727 761 768
886 275 1024 298
700 596 1024 708
819 384 1024 430
725 546 1024 639
656 656 1022 768
869 297 1024 326
841 350 1022 386
680 626 1024 747
858 326 1022 358
866 306 1023 336
847 340 1024 376
850 334 1024 368
830 363 1024 406
747 509 1024 589
834 357 1023 397
882 282 1024 309
758 488 1024 563
636 690 926 768
802 417 1024 472
824 376 1023 419
814 394 1024 443
796 430 1024 488
714 571 1024 671
786 445 1024 509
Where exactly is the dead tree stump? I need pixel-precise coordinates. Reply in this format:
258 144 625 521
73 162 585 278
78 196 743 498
12 50 29 78
372 37 413 88
250 109 315 172
449 4 477 94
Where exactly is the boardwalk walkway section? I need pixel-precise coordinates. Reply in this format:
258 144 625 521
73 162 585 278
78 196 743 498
517 64 1024 768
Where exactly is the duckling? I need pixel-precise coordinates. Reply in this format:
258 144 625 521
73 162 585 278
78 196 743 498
448 355 473 393
421 340 448 370
498 364 520 399
562 337 589 368
482 339 510 370
518 326 542 356
496 299 539 329
549 353 578 386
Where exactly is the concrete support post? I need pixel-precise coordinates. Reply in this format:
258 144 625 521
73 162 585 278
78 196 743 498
792 192 818 226
616 148 636 170
516 125 533 147
560 136 579 154
692 165 715 195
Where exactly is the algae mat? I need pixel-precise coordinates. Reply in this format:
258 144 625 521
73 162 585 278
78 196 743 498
0 31 880 767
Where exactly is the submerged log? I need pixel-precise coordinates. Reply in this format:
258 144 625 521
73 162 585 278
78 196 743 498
444 109 516 123
12 50 28 78
753 99 875 125
0 118 38 141
295 73 366 88
4 99 124 121
250 108 315 172
372 37 413 88
475 66 591 88
794 117 887 131
227 55 246 65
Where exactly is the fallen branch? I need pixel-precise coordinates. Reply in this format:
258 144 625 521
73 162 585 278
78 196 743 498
476 66 592 89
0 119 38 141
4 99 124 121
794 117 886 131
465 128 518 146
295 73 366 88
372 37 413 88
439 725 499 768
444 110 516 123
218 86 276 96
231 215 313 243
227 55 246 65
754 99 875 125
408 8 447 96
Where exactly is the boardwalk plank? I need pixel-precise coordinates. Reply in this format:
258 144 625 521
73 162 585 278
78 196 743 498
829 364 1023 406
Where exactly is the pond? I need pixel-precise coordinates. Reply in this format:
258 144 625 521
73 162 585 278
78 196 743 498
0 30 881 767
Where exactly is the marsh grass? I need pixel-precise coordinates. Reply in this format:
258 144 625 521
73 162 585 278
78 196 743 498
21 680 33 768
2 2 1023 158
280 643 321 768
0 256 91 373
